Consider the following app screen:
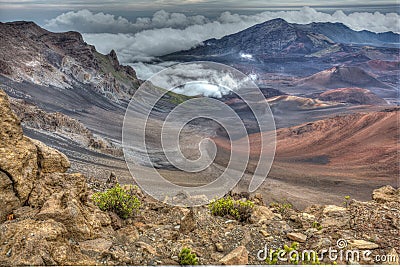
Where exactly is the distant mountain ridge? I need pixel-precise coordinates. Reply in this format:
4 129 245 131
163 18 399 59
296 22 399 46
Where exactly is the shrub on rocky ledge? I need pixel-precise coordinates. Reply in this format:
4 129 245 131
92 184 140 219
269 200 293 215
178 247 199 265
208 196 254 222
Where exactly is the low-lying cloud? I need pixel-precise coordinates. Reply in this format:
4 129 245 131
45 9 209 33
67 7 400 63
174 83 228 98
139 62 253 97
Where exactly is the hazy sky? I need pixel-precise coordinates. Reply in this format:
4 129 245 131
1 0 398 65
1 0 399 24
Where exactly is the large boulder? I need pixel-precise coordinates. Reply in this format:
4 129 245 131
30 138 70 173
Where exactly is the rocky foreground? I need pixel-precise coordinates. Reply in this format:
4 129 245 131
0 88 399 265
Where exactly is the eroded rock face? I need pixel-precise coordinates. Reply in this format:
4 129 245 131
0 89 38 214
0 22 140 101
372 185 399 203
0 89 113 265
0 171 20 222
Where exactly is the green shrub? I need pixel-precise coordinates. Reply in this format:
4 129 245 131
178 247 198 265
208 196 254 222
92 184 140 219
269 201 292 214
312 221 323 231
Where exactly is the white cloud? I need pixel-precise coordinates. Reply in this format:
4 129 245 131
75 7 399 63
82 20 251 61
129 61 178 80
45 9 208 33
135 62 254 97
173 83 227 98
47 7 400 35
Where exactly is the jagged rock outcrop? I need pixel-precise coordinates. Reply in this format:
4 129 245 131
0 89 113 265
0 89 38 217
0 21 140 101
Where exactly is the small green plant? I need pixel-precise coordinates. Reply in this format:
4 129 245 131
303 250 321 265
269 200 293 214
208 196 254 222
92 184 140 219
265 242 300 265
312 221 323 231
343 195 351 208
178 247 199 265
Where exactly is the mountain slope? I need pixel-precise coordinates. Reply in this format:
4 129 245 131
295 65 396 98
163 19 399 60
297 22 399 47
216 108 398 180
213 108 399 207
275 108 398 172
0 21 140 101
267 95 341 110
317 87 387 105
299 66 386 87
164 18 335 59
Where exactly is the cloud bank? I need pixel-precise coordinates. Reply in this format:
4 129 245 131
45 9 209 33
58 7 400 63
46 7 400 35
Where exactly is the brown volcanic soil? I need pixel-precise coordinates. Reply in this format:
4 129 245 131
293 65 397 99
318 87 387 105
274 108 398 177
214 108 399 208
366 59 400 72
299 66 388 89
